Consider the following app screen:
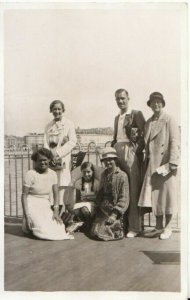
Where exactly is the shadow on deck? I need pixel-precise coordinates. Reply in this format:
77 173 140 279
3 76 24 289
4 221 180 292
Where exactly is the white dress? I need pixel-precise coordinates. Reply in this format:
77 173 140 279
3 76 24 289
44 117 77 187
22 169 73 240
44 117 77 205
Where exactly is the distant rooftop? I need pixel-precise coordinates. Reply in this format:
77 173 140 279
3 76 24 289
76 127 113 135
5 127 114 138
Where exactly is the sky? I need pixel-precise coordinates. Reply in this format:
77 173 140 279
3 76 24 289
4 3 186 136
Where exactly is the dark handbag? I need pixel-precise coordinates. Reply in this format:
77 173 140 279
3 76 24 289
49 157 65 171
49 136 68 171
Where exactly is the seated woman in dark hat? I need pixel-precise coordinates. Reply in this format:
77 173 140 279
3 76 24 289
90 147 129 241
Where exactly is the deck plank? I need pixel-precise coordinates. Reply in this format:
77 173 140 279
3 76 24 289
4 224 180 291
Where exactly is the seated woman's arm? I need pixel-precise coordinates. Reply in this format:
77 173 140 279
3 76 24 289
95 187 104 207
107 174 129 225
95 172 105 205
21 186 34 230
114 174 130 214
94 179 101 195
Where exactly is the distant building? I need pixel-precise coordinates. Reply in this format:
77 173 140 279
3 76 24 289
76 127 113 135
24 133 44 150
4 135 25 149
76 127 113 148
77 133 112 148
5 127 114 151
24 128 113 149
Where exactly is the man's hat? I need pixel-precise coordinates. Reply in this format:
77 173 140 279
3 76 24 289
100 147 118 162
147 92 165 107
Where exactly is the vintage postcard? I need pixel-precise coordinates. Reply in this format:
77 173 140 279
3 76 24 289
0 1 189 300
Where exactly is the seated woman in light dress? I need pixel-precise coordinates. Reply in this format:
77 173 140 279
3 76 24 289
21 148 74 240
66 162 100 233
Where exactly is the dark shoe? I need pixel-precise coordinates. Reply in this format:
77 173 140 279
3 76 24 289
142 228 163 238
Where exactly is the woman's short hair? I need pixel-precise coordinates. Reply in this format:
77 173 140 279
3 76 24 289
31 148 53 161
115 89 129 97
49 100 65 113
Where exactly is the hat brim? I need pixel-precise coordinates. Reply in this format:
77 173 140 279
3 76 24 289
147 99 165 107
100 154 118 162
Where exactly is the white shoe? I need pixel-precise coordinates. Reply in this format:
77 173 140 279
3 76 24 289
126 231 138 238
160 228 172 240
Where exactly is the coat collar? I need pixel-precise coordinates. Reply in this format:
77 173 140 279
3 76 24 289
105 167 121 176
118 106 132 117
53 116 66 126
146 112 168 142
47 117 66 132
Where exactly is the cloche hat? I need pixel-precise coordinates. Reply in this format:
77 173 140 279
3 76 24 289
100 147 118 162
147 92 165 107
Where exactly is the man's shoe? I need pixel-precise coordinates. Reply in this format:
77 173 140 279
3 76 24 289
126 231 138 238
160 228 172 240
142 228 163 238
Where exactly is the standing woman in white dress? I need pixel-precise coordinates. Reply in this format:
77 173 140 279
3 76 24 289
44 100 77 212
21 148 73 240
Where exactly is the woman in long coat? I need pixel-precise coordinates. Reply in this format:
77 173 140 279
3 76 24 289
138 92 180 239
44 100 77 211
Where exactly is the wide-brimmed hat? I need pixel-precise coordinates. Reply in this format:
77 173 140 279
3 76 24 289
100 147 118 162
147 92 165 107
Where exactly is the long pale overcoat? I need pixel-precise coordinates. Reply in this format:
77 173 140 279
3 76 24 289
138 112 180 215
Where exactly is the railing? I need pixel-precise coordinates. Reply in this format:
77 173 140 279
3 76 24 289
4 142 103 218
4 143 180 230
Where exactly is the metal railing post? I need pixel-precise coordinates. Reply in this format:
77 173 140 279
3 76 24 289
104 141 112 147
14 151 18 217
8 145 16 217
87 142 97 163
27 145 31 170
8 150 12 217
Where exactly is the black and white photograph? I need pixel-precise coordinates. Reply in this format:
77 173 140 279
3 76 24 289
1 1 189 299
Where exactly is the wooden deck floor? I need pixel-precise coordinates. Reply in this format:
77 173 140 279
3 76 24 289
4 221 180 292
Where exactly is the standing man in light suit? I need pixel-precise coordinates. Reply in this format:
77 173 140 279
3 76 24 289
111 89 145 238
